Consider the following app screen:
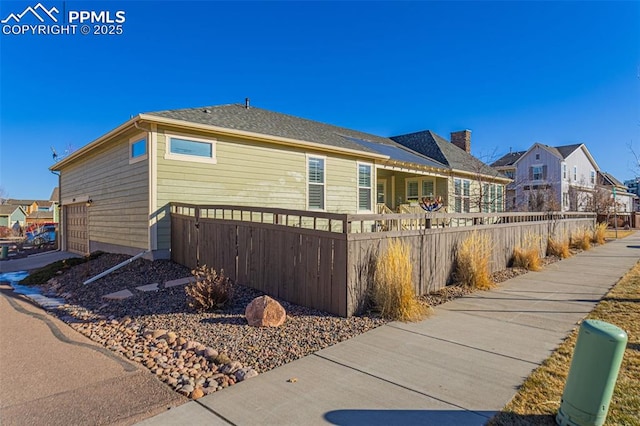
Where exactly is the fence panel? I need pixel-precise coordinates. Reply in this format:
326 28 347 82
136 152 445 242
171 204 595 317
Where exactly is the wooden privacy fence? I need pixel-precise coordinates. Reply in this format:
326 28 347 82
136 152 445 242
171 203 595 317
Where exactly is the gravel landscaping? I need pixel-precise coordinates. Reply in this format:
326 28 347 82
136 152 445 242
24 251 565 400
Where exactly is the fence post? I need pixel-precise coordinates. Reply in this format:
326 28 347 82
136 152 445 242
195 206 200 267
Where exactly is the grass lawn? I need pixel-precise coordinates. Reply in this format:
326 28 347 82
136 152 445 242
605 229 635 240
488 261 640 425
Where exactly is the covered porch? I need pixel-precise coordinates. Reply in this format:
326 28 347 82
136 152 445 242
375 167 450 214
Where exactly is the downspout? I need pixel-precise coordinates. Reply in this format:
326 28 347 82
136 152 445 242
83 250 150 285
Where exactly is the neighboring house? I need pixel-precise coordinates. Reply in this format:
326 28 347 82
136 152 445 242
623 178 640 211
51 103 508 257
598 172 635 214
0 205 27 228
5 199 39 215
391 130 509 213
489 150 525 211
492 143 599 212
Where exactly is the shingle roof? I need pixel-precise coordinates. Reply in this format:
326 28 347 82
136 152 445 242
5 199 35 206
599 172 626 189
147 104 453 171
491 151 526 167
27 211 54 220
555 144 582 159
0 205 23 215
390 130 499 177
147 104 389 155
50 187 59 202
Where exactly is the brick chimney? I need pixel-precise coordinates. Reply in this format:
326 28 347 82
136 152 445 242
451 130 471 153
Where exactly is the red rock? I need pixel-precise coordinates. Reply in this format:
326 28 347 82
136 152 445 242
245 296 286 327
191 387 205 399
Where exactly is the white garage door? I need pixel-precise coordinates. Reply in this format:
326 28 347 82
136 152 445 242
64 203 88 255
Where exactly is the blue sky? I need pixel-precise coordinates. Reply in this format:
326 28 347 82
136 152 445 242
1 1 639 200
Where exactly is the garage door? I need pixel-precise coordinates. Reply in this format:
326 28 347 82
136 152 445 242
64 203 88 255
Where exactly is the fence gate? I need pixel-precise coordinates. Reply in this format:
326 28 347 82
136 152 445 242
64 203 88 255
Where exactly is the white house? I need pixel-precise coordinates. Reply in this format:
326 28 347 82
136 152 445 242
492 143 599 212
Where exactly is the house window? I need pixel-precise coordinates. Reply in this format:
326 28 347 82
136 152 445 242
454 178 470 212
590 170 596 185
358 163 372 211
308 156 325 210
504 170 514 179
376 181 386 204
563 192 569 209
573 166 577 181
563 163 567 180
406 180 419 201
165 134 217 164
463 180 470 212
490 184 497 212
496 185 504 212
422 180 435 199
129 135 147 164
535 153 540 160
482 183 490 213
532 166 543 181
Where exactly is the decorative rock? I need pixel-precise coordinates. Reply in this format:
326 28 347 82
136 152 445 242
245 296 286 327
234 367 258 382
203 347 218 359
220 361 243 375
214 353 231 365
152 329 167 339
191 387 205 399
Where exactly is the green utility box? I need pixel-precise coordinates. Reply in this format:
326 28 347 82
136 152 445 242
556 319 627 426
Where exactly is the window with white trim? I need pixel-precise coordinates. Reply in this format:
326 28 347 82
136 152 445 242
573 166 577 181
308 156 325 210
406 179 419 201
454 178 471 213
562 163 567 180
590 170 596 185
421 180 434 199
358 163 372 211
496 185 504 212
129 135 148 164
165 133 217 164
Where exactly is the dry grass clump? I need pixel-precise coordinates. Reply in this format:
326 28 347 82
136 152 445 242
371 239 430 322
489 262 640 425
593 222 607 245
571 227 592 251
546 236 570 259
186 265 234 311
513 233 542 271
455 231 495 290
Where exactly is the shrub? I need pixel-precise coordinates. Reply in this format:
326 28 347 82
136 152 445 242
455 231 495 290
186 266 234 311
593 222 607 245
571 227 592 251
547 236 570 259
512 233 542 271
371 239 429 322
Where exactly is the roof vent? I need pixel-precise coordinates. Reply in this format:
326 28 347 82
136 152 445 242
203 109 211 114
245 97 250 109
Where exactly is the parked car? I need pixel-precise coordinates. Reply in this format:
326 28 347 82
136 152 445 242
26 225 56 246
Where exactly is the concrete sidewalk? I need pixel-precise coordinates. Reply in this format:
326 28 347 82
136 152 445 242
138 233 640 426
0 250 80 273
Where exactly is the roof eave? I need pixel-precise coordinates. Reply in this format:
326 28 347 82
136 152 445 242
50 116 141 171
